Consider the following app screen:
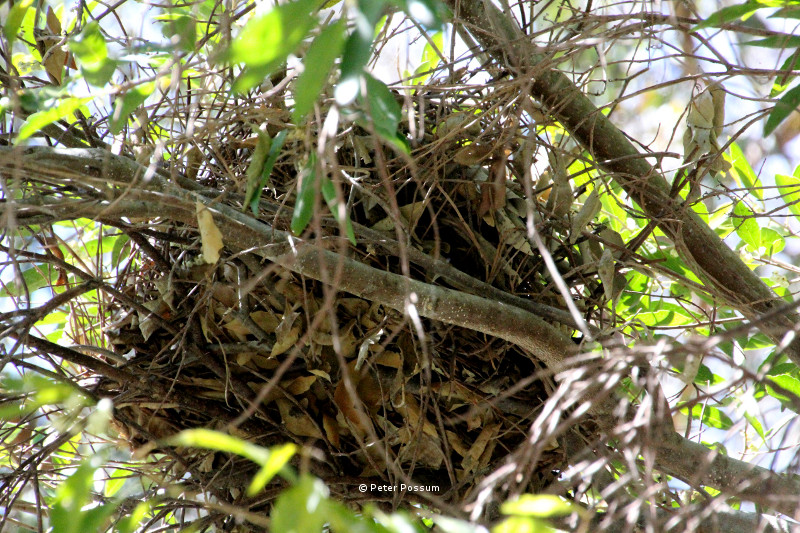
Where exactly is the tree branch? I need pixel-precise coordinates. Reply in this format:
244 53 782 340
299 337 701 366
443 0 800 365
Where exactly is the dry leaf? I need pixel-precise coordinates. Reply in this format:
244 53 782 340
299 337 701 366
223 317 251 341
286 375 317 395
196 201 224 263
250 310 280 333
271 310 301 356
454 143 494 166
462 422 501 474
276 399 323 439
323 414 340 448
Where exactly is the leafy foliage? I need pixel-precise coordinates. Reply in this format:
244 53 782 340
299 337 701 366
3 0 800 531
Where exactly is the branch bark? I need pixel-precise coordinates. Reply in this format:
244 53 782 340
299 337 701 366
443 0 800 365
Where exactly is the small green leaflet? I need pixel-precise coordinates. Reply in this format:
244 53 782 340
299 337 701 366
110 82 155 134
727 142 762 200
225 0 319 93
69 22 118 87
291 154 357 244
292 20 346 122
391 0 445 29
732 201 760 250
411 31 444 85
291 155 319 236
271 475 329 533
16 96 93 144
3 0 36 46
157 13 197 52
680 403 734 430
243 129 288 213
358 74 409 153
335 0 387 105
767 374 800 414
776 173 800 217
247 443 296 496
693 0 762 31
744 33 800 48
764 84 800 136
770 49 800 97
321 176 357 245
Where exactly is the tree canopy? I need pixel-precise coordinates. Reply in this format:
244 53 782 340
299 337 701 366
3 0 800 531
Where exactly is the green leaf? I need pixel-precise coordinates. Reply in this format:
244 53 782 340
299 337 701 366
764 83 800 136
321 176 357 245
731 201 760 249
693 0 762 30
335 0 387 104
760 227 785 255
292 20 346 122
69 22 118 87
245 129 288 212
50 453 119 533
411 31 444 85
291 154 319 236
116 500 154 533
111 234 131 264
360 73 402 142
771 49 800 96
3 0 36 45
771 5 800 19
743 33 800 48
681 404 734 430
110 82 155 134
103 468 129 498
0 265 55 296
501 495 575 518
766 374 800 409
743 412 766 441
226 0 319 92
271 475 329 533
158 13 197 52
169 429 274 465
492 516 552 533
390 0 445 28
775 173 800 217
16 95 93 143
727 142 762 200
246 443 297 496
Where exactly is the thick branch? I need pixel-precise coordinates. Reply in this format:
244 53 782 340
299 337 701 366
443 0 800 365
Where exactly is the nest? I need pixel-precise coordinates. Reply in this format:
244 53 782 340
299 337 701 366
1 77 624 526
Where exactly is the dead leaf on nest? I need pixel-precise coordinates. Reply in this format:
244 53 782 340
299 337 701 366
276 399 323 439
249 310 280 333
138 298 169 342
223 317 251 342
197 452 215 473
397 427 444 469
323 414 340 448
286 375 317 395
371 201 427 232
446 430 469 457
271 310 301 357
461 422 501 476
491 210 534 256
195 201 224 264
333 361 379 438
308 369 331 382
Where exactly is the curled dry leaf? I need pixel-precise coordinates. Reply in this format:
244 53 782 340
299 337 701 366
195 201 224 263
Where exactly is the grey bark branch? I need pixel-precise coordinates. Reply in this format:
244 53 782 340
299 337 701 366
443 0 800 365
2 146 799 517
